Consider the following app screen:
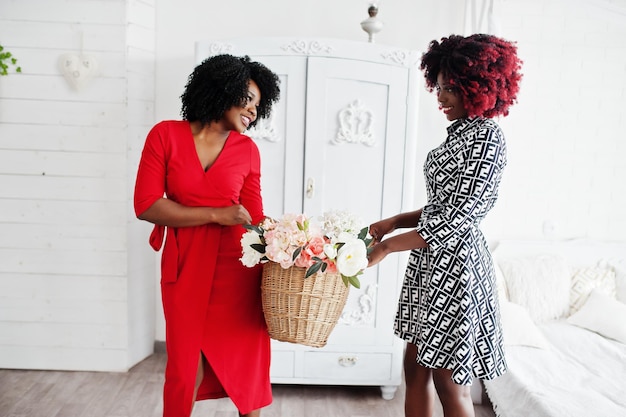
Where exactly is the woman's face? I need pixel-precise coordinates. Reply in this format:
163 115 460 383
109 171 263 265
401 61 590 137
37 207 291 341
436 72 468 121
222 80 261 133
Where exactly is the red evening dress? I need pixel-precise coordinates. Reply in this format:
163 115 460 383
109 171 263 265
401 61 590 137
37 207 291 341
133 120 272 417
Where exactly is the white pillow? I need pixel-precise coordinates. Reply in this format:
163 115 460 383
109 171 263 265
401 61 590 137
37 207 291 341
567 289 626 344
569 266 616 314
614 266 626 303
499 300 551 349
493 260 509 301
498 255 571 323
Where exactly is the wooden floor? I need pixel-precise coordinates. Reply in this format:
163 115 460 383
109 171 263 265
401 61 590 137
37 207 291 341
0 353 496 417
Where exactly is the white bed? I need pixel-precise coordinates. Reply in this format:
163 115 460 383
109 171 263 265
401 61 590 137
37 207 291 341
482 239 626 417
484 320 626 417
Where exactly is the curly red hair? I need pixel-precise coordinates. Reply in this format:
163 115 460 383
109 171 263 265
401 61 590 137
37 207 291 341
420 34 523 118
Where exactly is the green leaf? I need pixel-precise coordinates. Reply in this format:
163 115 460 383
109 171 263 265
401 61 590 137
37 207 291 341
250 243 266 254
305 262 323 278
358 226 369 240
341 275 349 287
292 246 302 261
347 275 361 289
297 218 309 232
0 45 21 76
243 224 264 235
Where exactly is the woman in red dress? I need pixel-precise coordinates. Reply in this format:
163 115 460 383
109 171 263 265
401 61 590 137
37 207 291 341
133 54 280 417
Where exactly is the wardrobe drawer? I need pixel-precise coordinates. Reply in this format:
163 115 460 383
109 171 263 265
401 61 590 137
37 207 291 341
270 350 295 378
303 351 392 380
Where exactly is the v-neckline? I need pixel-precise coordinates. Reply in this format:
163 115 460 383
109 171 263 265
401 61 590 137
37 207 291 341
190 126 232 174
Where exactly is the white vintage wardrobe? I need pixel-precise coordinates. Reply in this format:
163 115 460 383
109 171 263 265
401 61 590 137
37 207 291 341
195 37 419 399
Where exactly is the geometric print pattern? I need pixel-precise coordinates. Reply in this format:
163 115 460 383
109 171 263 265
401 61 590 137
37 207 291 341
395 118 508 385
569 267 616 314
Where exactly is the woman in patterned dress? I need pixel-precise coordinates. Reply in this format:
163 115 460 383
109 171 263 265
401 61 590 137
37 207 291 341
134 54 280 417
367 34 522 417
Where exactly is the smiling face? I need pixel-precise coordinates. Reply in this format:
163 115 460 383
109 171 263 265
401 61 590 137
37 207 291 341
222 79 261 133
436 72 468 121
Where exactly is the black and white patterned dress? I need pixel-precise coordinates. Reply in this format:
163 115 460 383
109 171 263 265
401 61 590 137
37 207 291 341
394 117 508 385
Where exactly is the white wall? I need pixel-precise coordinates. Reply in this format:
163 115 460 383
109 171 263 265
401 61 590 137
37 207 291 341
0 0 156 371
1 0 624 364
483 0 626 242
153 0 464 123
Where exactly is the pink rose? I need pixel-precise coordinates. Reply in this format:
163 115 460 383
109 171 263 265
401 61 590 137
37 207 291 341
294 250 313 268
305 236 326 258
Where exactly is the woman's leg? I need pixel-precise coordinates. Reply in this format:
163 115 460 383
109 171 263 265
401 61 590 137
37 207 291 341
404 343 435 417
191 353 205 412
239 410 260 417
432 368 474 417
195 354 263 417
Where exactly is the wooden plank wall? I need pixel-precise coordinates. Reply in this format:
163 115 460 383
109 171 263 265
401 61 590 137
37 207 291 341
0 0 157 372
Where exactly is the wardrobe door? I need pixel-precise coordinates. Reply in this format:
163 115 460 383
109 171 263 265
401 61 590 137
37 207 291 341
195 38 419 397
302 56 410 345
245 56 307 218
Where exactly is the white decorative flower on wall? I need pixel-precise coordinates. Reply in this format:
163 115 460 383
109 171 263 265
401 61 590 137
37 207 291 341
246 112 280 143
334 99 376 147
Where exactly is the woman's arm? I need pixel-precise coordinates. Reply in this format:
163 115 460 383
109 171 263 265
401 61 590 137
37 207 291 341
238 140 264 224
367 229 427 267
417 122 506 252
369 209 423 241
389 209 423 229
367 208 426 267
138 198 252 227
133 124 254 228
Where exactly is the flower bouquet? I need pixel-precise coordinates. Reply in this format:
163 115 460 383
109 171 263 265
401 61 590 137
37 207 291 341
240 210 373 347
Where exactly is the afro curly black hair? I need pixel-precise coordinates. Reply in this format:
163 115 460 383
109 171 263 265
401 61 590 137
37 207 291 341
421 34 523 118
180 54 281 128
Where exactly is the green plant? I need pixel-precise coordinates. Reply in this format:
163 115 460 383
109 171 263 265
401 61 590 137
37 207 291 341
0 44 22 76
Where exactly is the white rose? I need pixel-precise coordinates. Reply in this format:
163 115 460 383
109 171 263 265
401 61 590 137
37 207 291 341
335 239 368 277
336 231 356 244
240 231 264 267
323 243 337 260
240 250 263 268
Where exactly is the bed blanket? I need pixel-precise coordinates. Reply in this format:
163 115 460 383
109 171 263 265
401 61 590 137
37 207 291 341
484 321 626 417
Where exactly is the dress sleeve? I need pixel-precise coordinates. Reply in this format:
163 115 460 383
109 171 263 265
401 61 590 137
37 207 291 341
239 140 264 224
417 124 506 251
134 123 166 217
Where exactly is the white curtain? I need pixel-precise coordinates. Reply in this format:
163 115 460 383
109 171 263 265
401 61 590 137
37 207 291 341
464 0 500 35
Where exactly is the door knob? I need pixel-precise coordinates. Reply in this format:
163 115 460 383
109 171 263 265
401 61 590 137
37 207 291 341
306 177 315 199
338 356 358 367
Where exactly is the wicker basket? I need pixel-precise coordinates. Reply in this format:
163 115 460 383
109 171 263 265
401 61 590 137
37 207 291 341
261 262 350 348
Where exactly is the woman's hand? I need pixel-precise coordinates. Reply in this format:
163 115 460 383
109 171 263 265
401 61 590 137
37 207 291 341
367 230 428 268
213 204 252 226
367 241 389 267
369 218 396 243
